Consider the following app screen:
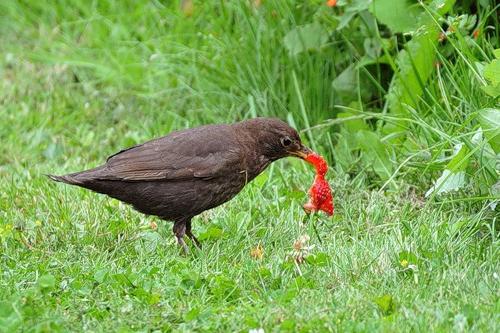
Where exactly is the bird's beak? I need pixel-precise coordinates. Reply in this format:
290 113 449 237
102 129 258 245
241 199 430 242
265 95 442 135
290 144 313 159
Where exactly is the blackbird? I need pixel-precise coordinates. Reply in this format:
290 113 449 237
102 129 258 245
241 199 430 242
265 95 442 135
48 117 312 252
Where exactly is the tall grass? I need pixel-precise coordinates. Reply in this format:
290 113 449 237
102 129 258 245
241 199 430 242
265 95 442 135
2 1 498 199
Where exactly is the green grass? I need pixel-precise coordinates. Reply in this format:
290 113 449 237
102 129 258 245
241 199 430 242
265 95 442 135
1 1 499 332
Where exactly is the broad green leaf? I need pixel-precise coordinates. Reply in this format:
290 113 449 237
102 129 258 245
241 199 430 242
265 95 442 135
477 108 500 153
481 83 500 98
491 181 500 197
385 0 456 129
333 65 373 103
38 274 56 290
375 294 397 316
198 226 223 241
276 288 298 302
480 51 500 97
386 30 437 118
284 22 329 56
425 170 467 197
357 54 392 68
363 38 382 59
93 269 108 284
370 0 422 33
139 231 163 253
490 181 500 210
337 111 369 132
336 0 371 30
334 132 356 171
483 59 500 86
337 10 358 31
305 252 330 267
0 301 22 332
357 130 393 180
430 0 456 14
461 304 480 326
184 306 201 322
0 301 14 319
332 64 357 94
209 275 240 300
398 251 418 265
446 143 470 172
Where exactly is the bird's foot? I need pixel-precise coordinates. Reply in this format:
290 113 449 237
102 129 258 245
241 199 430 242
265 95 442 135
173 220 190 254
177 236 190 255
186 232 202 249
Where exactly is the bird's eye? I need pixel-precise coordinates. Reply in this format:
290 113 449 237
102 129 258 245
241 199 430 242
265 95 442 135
281 137 292 147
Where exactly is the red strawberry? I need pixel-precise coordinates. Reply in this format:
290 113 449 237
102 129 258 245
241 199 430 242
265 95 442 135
303 153 334 216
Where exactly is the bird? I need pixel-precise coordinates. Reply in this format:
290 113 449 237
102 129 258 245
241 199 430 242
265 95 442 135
48 117 313 252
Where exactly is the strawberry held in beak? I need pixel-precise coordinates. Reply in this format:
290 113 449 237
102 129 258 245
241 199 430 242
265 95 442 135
302 153 334 216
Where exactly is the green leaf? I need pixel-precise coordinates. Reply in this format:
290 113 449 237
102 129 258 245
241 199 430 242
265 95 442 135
305 252 330 267
138 231 163 253
276 288 299 302
112 273 134 288
209 275 240 300
490 181 500 210
481 83 500 98
333 65 373 103
38 274 56 290
363 38 382 59
337 10 358 31
375 294 397 316
184 306 201 322
0 301 22 332
336 0 370 30
484 58 500 86
446 143 470 172
357 54 392 68
461 304 480 326
0 302 14 319
147 292 161 305
386 30 437 118
284 22 329 56
370 0 422 33
334 132 357 171
357 130 393 180
93 269 108 284
384 0 456 129
482 51 500 97
332 65 357 95
398 251 418 265
477 108 500 153
337 111 369 132
425 170 467 197
198 226 223 241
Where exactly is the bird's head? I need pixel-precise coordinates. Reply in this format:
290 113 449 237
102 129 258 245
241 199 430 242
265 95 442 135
238 117 313 162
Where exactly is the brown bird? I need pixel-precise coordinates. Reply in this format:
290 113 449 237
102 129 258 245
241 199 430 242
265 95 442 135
48 117 312 252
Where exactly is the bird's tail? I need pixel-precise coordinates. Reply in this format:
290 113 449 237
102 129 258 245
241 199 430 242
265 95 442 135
46 166 107 186
46 173 84 185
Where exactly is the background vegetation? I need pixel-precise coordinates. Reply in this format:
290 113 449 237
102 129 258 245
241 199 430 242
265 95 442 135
0 0 498 331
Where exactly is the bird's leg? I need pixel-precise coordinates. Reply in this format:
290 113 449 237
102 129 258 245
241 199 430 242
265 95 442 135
185 219 201 249
172 220 189 254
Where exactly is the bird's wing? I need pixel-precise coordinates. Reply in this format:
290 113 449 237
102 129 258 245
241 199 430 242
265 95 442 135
99 125 244 181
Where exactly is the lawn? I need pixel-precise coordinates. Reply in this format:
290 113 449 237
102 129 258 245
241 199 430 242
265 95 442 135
0 1 498 332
